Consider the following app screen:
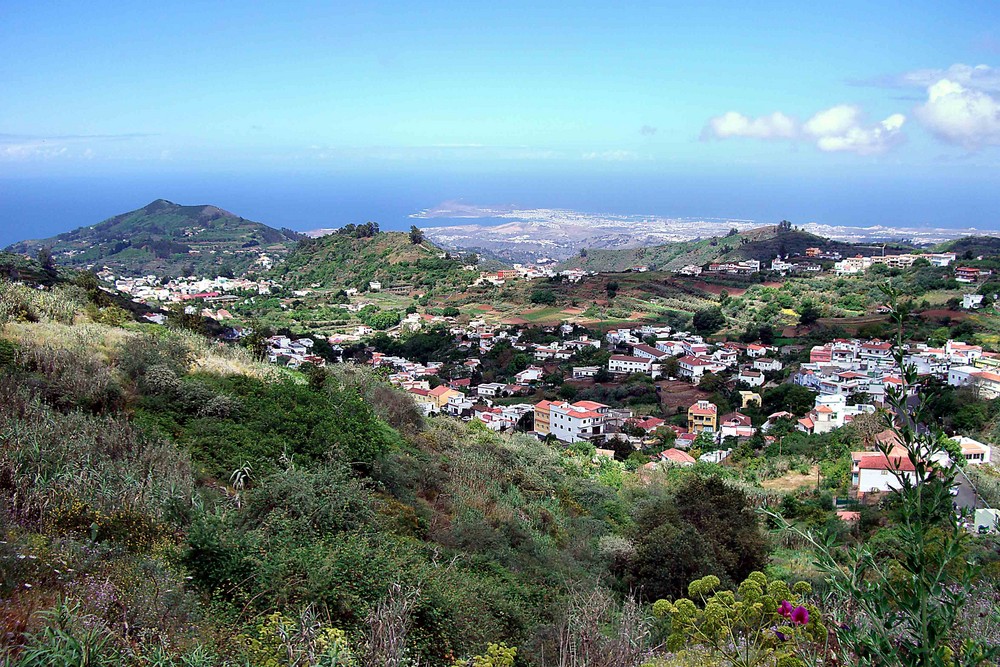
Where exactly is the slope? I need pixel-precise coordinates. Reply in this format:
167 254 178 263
935 235 1000 258
273 229 477 292
5 199 301 277
558 225 910 273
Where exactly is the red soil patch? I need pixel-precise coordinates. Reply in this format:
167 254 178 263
502 317 529 325
657 379 712 415
561 307 585 315
690 281 748 297
920 309 968 320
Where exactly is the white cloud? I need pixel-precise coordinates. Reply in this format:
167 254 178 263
701 111 797 140
805 105 906 155
897 64 1000 93
915 79 1000 149
702 105 905 155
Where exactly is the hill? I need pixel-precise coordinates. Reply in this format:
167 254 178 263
558 225 911 273
4 199 301 277
272 228 477 292
935 235 1000 259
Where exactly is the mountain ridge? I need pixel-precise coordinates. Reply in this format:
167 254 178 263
4 199 302 277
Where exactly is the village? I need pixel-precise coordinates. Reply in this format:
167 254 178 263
263 314 995 501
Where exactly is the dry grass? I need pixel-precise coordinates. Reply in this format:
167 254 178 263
2 321 131 364
3 320 289 384
761 465 820 492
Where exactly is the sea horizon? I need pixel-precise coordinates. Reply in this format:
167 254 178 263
2 168 999 249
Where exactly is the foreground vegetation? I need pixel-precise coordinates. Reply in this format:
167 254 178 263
1 272 999 665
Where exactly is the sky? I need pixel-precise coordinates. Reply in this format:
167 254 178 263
2 1 1000 244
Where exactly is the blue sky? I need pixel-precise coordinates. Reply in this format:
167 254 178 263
2 1 1000 239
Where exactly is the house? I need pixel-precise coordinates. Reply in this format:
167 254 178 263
955 267 981 283
753 357 783 373
445 394 475 418
713 347 739 367
746 344 773 358
961 294 982 310
659 448 696 467
632 343 670 362
428 385 462 409
627 416 666 434
549 400 611 443
534 400 555 436
678 355 721 381
798 394 874 435
687 400 718 434
859 341 893 366
609 355 654 375
476 382 508 398
719 412 755 440
739 391 762 409
852 452 918 495
965 369 1000 399
951 436 992 465
572 366 600 379
407 388 438 414
700 449 732 464
974 509 1000 533
737 368 765 387
515 366 545 384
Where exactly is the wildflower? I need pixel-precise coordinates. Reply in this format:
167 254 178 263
778 600 793 618
772 627 788 641
791 606 809 625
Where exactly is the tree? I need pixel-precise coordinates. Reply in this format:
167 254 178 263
797 299 821 325
692 307 726 335
409 225 425 245
37 246 57 280
606 281 619 298
530 289 557 305
662 356 680 379
697 372 724 393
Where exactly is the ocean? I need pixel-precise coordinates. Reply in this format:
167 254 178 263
1 166 998 248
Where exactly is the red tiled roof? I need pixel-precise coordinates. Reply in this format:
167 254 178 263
661 448 696 464
858 455 917 472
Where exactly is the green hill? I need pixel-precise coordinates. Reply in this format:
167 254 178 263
558 225 909 273
4 199 301 277
935 234 1000 258
273 229 477 292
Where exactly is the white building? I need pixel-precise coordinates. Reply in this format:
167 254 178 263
549 400 612 443
852 452 918 495
609 355 655 375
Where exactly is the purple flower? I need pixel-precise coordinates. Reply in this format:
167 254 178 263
778 600 793 618
772 628 788 641
791 606 809 625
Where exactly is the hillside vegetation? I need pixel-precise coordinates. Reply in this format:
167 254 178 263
0 275 781 665
558 225 909 273
273 230 476 292
5 199 301 277
936 235 1000 258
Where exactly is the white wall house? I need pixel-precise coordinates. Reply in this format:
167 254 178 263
852 452 918 494
549 401 611 443
609 355 654 375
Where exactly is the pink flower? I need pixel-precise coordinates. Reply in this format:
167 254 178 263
791 606 809 625
778 600 793 618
